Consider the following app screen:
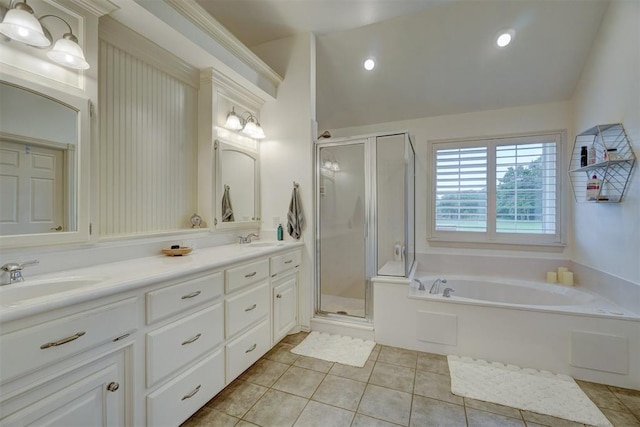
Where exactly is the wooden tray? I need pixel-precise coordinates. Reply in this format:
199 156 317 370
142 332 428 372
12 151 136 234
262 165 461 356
162 246 192 256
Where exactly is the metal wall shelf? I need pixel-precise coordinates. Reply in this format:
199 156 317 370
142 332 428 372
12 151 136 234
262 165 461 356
569 123 635 203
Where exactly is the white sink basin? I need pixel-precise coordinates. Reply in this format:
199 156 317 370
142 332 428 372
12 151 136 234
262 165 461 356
246 242 285 248
0 277 104 308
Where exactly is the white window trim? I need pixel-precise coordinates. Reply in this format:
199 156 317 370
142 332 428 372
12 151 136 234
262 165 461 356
428 130 566 249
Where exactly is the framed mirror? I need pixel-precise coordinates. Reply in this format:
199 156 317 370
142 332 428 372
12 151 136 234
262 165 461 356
0 74 90 248
215 139 260 229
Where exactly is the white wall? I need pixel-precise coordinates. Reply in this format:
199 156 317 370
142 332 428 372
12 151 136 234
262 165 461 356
571 0 640 284
253 33 316 330
329 101 574 263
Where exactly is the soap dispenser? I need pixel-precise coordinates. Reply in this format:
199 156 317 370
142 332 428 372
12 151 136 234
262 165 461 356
277 224 283 241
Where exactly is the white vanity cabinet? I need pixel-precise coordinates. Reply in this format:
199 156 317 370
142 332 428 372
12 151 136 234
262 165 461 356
0 297 138 426
270 249 301 344
143 271 225 426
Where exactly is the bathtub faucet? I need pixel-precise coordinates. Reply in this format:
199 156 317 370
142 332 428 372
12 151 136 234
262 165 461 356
415 279 426 291
443 288 455 298
430 277 447 294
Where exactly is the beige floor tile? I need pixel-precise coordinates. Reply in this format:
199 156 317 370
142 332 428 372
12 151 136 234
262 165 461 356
264 343 299 365
466 407 525 426
413 369 463 405
368 345 381 362
416 352 449 375
180 407 240 427
243 389 308 427
293 400 354 427
272 365 326 398
377 346 417 369
235 421 260 427
240 359 289 387
464 398 522 419
609 386 640 418
358 384 412 426
521 410 586 427
280 332 309 346
206 379 267 418
328 359 374 383
312 374 366 411
369 361 415 393
293 355 334 373
576 380 629 412
601 408 640 427
410 395 466 426
352 413 403 427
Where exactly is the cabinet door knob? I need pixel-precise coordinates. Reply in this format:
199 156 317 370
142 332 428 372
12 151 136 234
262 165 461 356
276 294 282 299
107 382 119 392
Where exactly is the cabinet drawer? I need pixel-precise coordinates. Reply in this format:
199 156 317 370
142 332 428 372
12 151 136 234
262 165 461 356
225 259 269 293
147 349 224 427
0 298 137 383
146 304 223 387
270 250 301 277
225 282 269 338
226 320 270 382
146 272 222 324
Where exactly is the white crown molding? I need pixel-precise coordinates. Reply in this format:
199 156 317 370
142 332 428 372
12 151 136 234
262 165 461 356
165 0 283 89
68 0 119 16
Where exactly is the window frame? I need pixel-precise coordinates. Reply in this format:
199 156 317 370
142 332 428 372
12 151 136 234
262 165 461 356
429 131 566 248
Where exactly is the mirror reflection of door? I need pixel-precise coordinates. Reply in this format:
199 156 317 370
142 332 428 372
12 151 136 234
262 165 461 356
0 141 65 235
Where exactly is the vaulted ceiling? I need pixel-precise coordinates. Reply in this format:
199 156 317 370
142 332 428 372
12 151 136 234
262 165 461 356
197 0 609 130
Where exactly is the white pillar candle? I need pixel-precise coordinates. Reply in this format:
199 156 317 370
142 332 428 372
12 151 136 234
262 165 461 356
561 271 574 286
546 272 558 283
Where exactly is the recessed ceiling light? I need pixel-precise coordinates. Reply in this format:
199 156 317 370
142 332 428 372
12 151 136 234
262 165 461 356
364 58 375 71
496 30 514 48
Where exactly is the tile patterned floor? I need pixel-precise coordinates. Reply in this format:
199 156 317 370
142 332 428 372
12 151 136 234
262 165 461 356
182 333 640 427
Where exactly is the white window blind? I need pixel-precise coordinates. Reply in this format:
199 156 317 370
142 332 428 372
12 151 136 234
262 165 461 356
432 133 563 246
435 147 487 232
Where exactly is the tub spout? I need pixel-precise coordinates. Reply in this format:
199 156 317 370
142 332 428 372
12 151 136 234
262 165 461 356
430 277 447 294
415 279 425 291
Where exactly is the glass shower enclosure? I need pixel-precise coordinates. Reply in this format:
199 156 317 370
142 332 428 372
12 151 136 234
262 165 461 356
315 132 415 321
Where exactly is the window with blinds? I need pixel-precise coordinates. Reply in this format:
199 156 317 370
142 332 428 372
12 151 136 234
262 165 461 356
432 133 563 245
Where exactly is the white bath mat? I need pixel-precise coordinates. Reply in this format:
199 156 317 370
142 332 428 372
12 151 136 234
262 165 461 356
447 355 612 427
290 332 375 367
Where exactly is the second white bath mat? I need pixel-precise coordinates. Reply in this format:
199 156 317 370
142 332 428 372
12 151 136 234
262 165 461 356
291 332 375 367
448 355 612 427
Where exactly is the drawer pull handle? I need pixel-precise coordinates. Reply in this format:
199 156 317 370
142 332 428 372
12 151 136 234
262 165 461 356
276 294 282 299
244 271 257 278
284 260 293 264
181 291 201 300
40 331 86 349
245 304 257 312
107 382 120 392
181 385 201 401
113 333 130 342
181 333 202 346
245 343 257 353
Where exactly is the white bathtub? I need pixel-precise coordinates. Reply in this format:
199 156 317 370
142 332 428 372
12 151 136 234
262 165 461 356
373 274 640 389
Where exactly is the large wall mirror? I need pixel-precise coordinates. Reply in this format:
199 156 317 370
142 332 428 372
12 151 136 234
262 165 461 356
0 74 90 248
215 139 260 229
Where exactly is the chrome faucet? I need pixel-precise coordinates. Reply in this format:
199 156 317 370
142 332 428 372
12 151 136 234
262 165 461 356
238 233 259 244
429 277 447 294
415 279 426 291
1 260 39 286
443 288 455 298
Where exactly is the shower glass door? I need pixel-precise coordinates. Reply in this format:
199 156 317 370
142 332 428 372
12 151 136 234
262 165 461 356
317 141 367 318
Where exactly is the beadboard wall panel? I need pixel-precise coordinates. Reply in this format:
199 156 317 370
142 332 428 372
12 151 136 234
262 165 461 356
99 40 197 237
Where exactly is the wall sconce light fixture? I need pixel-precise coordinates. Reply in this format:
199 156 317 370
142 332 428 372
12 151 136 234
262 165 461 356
225 107 265 140
0 0 90 69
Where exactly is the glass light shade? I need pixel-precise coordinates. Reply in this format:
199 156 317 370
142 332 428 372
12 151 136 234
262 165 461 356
253 123 265 139
0 6 51 47
46 36 89 69
242 119 258 137
225 109 243 130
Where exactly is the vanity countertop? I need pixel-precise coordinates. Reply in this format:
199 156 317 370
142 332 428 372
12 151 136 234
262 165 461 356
0 241 303 323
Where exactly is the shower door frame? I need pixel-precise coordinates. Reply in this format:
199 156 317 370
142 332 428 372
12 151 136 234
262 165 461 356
314 137 377 323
